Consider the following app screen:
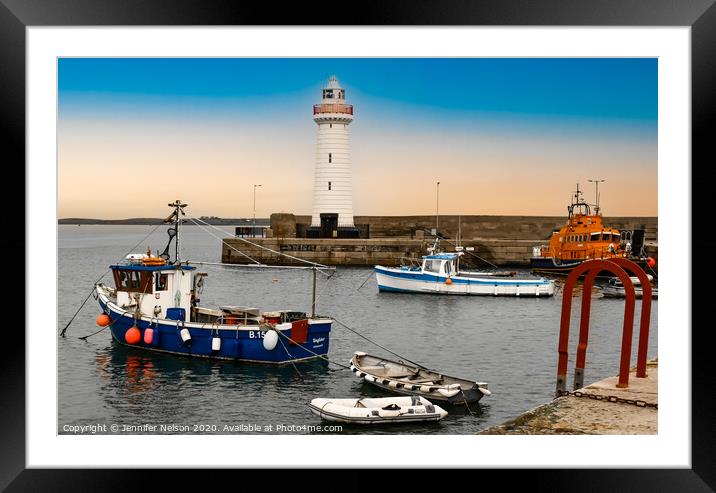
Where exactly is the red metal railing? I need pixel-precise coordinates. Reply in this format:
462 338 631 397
556 258 653 393
313 104 353 115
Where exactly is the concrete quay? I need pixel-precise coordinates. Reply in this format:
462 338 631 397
478 360 658 435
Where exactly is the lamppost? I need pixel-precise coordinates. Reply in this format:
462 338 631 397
435 181 441 236
588 179 605 215
253 184 262 231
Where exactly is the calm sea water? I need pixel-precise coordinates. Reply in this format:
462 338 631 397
58 225 658 435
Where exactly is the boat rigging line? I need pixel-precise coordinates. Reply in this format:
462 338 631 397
186 217 262 265
187 260 335 273
439 237 500 269
188 216 332 270
59 223 164 337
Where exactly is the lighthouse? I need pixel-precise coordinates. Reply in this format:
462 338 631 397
310 76 356 233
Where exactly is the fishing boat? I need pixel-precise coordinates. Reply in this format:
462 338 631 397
308 396 448 424
349 352 491 405
530 183 656 276
93 200 332 364
600 275 658 299
374 240 554 296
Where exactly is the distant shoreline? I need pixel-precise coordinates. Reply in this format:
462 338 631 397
58 218 270 225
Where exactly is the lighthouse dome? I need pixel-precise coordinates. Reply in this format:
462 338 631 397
322 76 346 101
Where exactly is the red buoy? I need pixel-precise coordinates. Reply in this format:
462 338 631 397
646 257 656 268
125 326 141 344
96 313 111 327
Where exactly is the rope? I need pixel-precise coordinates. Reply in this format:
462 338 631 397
440 237 499 269
60 223 163 337
460 389 474 416
277 334 304 379
271 326 350 370
189 215 330 269
186 218 261 264
356 269 375 292
187 260 335 274
331 317 430 371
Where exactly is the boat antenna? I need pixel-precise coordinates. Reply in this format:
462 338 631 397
588 179 605 215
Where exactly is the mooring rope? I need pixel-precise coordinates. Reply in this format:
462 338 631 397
330 318 430 371
271 326 351 370
60 223 164 337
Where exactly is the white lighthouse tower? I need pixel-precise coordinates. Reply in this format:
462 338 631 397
310 76 355 229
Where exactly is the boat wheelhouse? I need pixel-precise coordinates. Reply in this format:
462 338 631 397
530 184 655 276
94 201 332 364
374 248 554 297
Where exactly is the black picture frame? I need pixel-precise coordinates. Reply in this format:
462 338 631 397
2 0 711 490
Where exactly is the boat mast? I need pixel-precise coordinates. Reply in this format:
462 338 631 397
167 199 187 264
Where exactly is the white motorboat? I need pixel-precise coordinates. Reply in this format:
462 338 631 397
308 395 448 424
374 240 554 297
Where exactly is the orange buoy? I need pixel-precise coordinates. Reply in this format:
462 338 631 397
646 257 656 268
125 326 141 344
445 278 453 285
96 313 111 327
143 327 154 345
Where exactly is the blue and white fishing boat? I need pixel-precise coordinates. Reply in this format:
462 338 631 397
94 200 332 364
374 241 555 296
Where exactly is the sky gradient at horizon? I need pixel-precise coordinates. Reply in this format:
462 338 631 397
58 58 657 219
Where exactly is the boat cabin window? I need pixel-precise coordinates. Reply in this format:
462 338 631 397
423 260 441 273
113 269 152 293
444 261 451 275
155 273 168 291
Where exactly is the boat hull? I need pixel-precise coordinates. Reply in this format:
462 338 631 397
530 256 654 278
98 296 331 365
374 266 554 297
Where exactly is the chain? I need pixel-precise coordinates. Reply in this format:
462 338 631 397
556 390 657 409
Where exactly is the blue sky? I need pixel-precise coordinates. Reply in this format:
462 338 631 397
59 58 657 121
58 58 657 218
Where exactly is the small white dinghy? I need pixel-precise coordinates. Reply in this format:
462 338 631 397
309 396 448 424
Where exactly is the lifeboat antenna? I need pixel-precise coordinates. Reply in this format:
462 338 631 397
588 179 605 215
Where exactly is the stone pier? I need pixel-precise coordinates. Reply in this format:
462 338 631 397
478 360 658 435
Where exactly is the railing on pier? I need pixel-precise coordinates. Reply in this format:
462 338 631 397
555 258 653 394
313 104 353 115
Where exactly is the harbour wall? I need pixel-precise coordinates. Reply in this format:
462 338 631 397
223 214 658 267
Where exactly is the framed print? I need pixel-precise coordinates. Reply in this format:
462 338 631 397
3 0 713 489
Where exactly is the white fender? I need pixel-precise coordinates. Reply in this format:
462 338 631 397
388 380 399 389
437 388 461 398
478 387 492 396
364 375 375 382
211 336 221 351
419 385 432 393
262 330 279 351
179 328 191 343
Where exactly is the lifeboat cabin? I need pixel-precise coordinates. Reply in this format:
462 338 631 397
530 186 654 275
